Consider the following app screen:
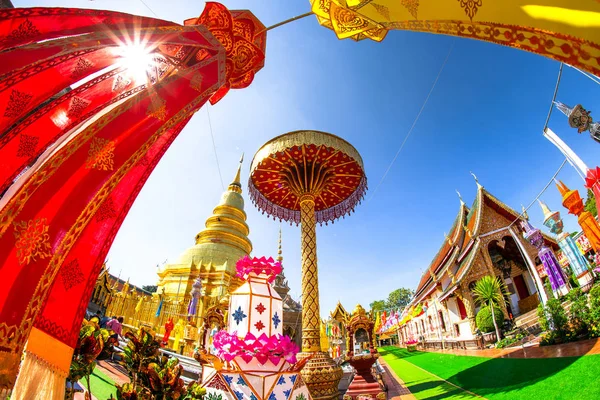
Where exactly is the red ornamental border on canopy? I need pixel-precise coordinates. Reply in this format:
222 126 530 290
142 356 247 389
248 176 367 225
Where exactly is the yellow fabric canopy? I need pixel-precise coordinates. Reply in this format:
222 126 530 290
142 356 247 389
310 0 600 76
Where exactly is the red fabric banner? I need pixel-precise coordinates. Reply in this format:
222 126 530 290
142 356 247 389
0 3 266 386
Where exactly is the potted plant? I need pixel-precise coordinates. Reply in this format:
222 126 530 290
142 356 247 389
405 339 418 352
67 319 116 400
472 276 508 344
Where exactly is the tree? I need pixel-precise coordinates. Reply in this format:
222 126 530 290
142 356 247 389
369 300 386 312
585 188 597 217
386 288 414 311
142 285 157 293
472 276 508 343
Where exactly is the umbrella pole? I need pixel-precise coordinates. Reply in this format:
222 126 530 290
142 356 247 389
259 11 314 34
299 194 321 353
297 194 342 400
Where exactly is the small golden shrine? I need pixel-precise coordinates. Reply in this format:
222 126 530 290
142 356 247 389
343 304 384 400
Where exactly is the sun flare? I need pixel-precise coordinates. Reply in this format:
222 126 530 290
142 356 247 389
114 41 155 84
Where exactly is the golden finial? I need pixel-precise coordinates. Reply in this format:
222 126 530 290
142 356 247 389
521 204 529 221
456 190 464 205
470 171 482 189
444 231 452 245
353 304 366 316
228 153 244 193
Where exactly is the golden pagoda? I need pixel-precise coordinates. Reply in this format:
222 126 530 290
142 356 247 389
157 155 252 307
103 157 256 355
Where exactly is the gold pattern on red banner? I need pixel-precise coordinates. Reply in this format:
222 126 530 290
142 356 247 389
85 137 115 171
13 218 52 265
146 96 168 121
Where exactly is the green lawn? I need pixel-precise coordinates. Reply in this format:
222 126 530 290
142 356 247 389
84 367 117 400
379 346 600 400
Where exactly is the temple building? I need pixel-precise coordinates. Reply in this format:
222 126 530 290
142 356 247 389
102 158 302 355
398 179 560 344
87 265 113 316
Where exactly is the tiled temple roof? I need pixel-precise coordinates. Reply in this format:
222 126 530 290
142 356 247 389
410 187 559 309
413 203 469 300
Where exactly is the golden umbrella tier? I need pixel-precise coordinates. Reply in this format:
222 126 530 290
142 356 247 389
248 130 367 225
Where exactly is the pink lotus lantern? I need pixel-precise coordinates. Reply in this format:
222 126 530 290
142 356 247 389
198 256 312 400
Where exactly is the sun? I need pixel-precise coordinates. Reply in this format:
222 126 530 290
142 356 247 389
114 40 155 85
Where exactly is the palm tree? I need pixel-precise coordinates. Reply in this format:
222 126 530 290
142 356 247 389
472 276 508 343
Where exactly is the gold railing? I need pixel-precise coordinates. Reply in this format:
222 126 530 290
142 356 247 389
105 294 202 356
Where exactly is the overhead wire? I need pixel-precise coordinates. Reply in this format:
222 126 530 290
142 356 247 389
507 62 566 228
206 107 225 191
368 39 455 202
138 0 159 17
136 0 225 190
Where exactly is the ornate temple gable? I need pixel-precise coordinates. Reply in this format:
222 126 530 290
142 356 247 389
462 252 491 288
480 190 558 249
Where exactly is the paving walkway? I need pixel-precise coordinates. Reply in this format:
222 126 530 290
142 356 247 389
96 360 130 385
378 357 417 400
415 337 600 359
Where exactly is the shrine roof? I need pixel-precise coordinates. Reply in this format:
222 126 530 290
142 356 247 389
330 301 350 321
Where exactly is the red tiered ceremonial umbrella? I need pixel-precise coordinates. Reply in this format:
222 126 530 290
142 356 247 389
0 3 266 397
248 130 367 399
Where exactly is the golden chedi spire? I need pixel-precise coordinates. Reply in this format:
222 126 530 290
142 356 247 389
277 226 283 264
194 153 251 254
157 156 252 299
273 226 290 299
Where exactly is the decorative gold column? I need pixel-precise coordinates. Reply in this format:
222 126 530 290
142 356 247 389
458 287 477 333
297 195 342 400
300 195 321 352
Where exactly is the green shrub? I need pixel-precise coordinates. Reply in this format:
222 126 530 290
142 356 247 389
589 284 600 310
476 306 504 333
547 298 568 334
568 289 590 337
538 298 569 345
589 284 600 338
540 330 559 346
495 333 525 349
537 303 549 332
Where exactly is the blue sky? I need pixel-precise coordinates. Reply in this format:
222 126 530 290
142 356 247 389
17 0 600 316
